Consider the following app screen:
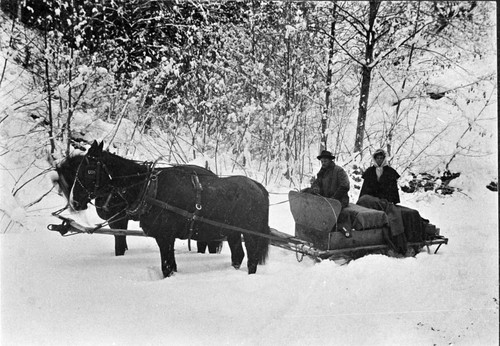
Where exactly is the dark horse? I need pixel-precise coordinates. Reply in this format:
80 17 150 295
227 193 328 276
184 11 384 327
69 141 270 277
54 154 223 256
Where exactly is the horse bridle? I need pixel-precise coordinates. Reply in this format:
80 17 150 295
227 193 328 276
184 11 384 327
69 153 135 227
73 154 112 202
73 153 154 211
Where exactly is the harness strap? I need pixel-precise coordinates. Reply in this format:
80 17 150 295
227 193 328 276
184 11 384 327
126 161 159 217
146 196 193 218
191 172 203 211
187 171 203 250
102 193 114 211
144 196 277 240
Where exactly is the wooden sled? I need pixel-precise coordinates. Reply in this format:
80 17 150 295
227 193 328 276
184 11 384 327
48 191 448 264
289 191 448 260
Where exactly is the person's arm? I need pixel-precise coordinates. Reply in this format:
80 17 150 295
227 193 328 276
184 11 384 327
333 167 350 200
310 175 321 194
387 167 401 203
393 168 401 180
359 168 374 197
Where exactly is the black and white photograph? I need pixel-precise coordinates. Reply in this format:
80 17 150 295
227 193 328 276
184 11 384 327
0 1 497 345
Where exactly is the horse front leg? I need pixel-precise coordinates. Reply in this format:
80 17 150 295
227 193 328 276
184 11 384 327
114 235 128 256
155 235 177 278
110 218 129 256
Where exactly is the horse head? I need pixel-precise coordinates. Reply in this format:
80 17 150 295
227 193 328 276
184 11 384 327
53 154 84 207
71 140 111 211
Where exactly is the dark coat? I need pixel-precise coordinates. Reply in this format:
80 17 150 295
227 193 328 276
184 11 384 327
312 161 350 207
359 166 400 204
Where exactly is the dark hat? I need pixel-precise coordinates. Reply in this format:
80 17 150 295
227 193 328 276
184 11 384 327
317 150 335 160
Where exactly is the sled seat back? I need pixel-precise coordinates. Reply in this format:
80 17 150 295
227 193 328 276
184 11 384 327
289 191 341 233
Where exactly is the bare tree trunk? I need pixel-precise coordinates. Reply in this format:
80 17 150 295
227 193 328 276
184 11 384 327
66 47 73 156
65 0 77 156
283 2 293 180
353 0 380 155
43 29 56 155
387 2 421 158
321 2 337 151
0 16 16 88
17 0 22 20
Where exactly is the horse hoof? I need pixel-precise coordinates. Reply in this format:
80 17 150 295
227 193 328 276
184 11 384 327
247 264 257 274
232 263 241 270
162 264 176 278
163 270 175 278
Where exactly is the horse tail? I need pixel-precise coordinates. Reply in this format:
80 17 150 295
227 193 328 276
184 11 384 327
257 187 270 265
215 240 224 254
242 178 270 267
257 226 270 265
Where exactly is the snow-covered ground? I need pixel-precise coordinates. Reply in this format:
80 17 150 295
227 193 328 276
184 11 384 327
1 170 498 346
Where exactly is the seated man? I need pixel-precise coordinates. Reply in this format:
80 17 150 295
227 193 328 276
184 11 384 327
309 150 350 208
357 149 407 253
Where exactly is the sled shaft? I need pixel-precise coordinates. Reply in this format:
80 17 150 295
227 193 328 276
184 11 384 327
48 215 147 237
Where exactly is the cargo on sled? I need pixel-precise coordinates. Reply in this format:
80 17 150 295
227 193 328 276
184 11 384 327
288 191 448 261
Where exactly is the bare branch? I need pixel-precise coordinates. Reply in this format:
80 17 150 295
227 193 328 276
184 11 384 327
24 186 56 209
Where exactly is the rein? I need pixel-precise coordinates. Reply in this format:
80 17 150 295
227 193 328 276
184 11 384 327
74 154 206 241
72 152 283 243
73 151 154 206
125 160 159 218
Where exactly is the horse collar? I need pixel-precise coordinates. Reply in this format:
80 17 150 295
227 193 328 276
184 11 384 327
126 169 159 218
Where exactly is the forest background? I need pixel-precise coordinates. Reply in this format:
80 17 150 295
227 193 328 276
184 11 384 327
0 0 497 190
